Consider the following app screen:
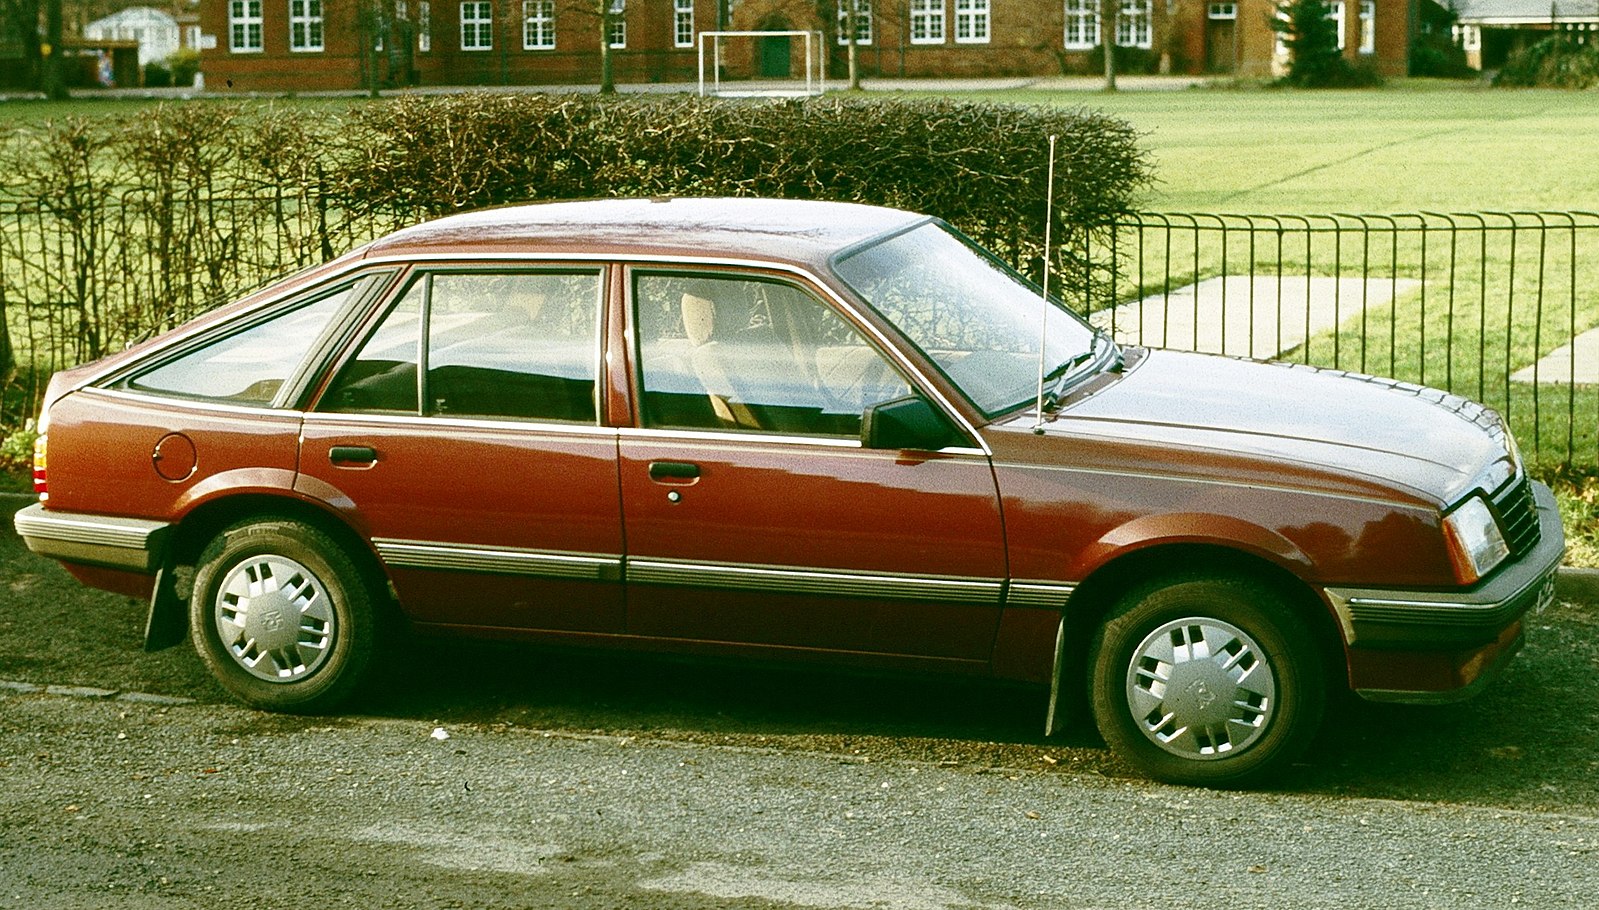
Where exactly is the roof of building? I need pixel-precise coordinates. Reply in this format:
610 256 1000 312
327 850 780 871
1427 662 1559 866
1453 0 1599 23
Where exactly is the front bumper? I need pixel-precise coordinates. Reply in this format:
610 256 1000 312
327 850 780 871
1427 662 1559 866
1324 481 1564 702
12 501 172 573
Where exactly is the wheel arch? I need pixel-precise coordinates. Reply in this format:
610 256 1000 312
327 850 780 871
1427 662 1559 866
1056 542 1347 720
167 492 395 607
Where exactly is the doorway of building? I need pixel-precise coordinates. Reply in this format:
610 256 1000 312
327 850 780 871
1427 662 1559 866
759 33 792 76
1206 3 1238 73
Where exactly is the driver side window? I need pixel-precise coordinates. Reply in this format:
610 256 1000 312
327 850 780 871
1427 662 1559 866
633 273 912 437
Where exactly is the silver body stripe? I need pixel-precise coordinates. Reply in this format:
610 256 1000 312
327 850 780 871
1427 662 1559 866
1006 581 1078 609
370 540 1078 609
626 558 1004 604
372 539 622 581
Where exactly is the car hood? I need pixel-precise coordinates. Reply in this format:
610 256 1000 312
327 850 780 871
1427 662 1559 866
1024 349 1514 505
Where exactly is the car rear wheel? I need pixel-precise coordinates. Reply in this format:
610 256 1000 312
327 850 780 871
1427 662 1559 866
190 519 379 712
1088 575 1325 787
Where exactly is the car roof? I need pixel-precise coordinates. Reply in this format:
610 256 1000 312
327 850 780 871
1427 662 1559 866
359 197 929 268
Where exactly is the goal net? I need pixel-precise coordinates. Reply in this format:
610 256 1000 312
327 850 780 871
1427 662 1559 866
697 31 827 98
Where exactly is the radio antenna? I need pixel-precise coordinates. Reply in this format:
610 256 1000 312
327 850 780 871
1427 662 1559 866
1033 134 1058 434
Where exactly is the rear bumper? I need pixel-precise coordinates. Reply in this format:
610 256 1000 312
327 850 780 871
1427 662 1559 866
1324 481 1563 703
12 501 171 573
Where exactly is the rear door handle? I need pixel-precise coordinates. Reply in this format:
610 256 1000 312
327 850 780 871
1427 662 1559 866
329 445 378 467
648 461 700 482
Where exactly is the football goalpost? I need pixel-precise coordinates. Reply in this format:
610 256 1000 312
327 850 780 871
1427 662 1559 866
697 31 827 98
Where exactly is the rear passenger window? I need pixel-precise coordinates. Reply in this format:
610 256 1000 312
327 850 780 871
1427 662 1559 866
320 270 601 423
123 277 372 406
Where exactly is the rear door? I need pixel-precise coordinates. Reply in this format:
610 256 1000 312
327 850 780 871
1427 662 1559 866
297 265 625 633
617 268 1008 665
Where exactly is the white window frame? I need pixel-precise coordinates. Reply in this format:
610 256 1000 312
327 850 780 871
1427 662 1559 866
1116 0 1152 49
524 0 555 50
910 0 945 44
837 0 872 46
955 0 990 44
1454 23 1481 52
1330 1 1346 52
1358 0 1375 54
608 0 626 49
229 0 263 53
674 0 694 49
1064 0 1098 51
1207 2 1236 18
291 0 324 51
461 0 492 51
419 0 432 52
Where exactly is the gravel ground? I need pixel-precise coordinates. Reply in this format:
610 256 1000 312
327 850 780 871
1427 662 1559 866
3 506 1599 908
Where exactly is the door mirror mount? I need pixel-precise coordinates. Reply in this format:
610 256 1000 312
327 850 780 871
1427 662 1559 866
861 396 960 451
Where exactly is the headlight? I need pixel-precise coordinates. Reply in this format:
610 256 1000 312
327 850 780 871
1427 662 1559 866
1443 496 1510 584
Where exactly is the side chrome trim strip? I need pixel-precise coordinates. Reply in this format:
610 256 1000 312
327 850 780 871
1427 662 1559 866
627 557 1004 605
372 538 622 582
1006 580 1078 609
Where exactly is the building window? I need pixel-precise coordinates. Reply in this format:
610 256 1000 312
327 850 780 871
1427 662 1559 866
955 0 990 44
418 1 431 52
461 0 492 50
184 24 202 48
1454 23 1481 51
1358 0 1374 53
608 0 626 49
837 0 872 46
1207 2 1236 18
289 0 323 52
1064 0 1097 50
1116 0 1152 49
524 0 554 49
1330 1 1346 51
910 0 944 44
674 0 694 48
228 0 263 52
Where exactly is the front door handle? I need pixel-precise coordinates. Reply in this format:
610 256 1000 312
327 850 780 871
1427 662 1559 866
648 461 700 482
329 445 378 467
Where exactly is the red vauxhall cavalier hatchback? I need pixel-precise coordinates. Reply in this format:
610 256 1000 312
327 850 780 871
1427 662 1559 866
15 198 1562 786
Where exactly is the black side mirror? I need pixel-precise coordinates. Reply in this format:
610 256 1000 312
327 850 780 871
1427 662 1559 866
861 396 960 451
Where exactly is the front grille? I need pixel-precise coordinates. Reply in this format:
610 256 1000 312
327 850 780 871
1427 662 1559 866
1492 477 1540 557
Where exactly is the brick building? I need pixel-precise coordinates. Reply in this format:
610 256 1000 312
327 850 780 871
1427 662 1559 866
195 0 1421 91
199 0 723 92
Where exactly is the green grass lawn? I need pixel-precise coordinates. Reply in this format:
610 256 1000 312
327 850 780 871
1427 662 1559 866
946 81 1599 213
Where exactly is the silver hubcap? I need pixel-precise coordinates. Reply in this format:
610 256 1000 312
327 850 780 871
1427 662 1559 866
1126 617 1276 760
214 555 336 683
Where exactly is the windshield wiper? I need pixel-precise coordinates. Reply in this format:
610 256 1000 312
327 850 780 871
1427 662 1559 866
1039 332 1113 410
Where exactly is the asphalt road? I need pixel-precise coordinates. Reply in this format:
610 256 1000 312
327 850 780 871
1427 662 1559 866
2 515 1598 908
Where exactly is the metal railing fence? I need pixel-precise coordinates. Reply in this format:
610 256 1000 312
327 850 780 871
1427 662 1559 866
4 202 1598 469
1089 212 1599 469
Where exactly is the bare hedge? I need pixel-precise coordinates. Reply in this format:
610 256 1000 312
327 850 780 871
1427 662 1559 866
0 94 1150 423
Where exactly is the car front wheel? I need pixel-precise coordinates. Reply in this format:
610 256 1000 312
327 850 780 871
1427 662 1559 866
1088 575 1325 787
190 519 379 712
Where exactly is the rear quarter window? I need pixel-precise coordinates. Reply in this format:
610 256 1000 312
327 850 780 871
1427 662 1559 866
120 278 373 406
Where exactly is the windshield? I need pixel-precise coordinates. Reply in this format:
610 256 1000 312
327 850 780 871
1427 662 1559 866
833 221 1100 417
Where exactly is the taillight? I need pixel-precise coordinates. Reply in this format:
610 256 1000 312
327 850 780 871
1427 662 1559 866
32 430 46 501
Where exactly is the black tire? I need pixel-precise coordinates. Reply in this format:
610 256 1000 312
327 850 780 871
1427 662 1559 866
189 519 380 713
1088 575 1325 787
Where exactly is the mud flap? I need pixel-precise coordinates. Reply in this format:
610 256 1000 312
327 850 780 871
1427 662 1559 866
1044 615 1068 737
143 563 187 651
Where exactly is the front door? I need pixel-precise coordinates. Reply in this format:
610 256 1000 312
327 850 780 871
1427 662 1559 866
759 33 792 77
618 269 1007 664
298 266 625 633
